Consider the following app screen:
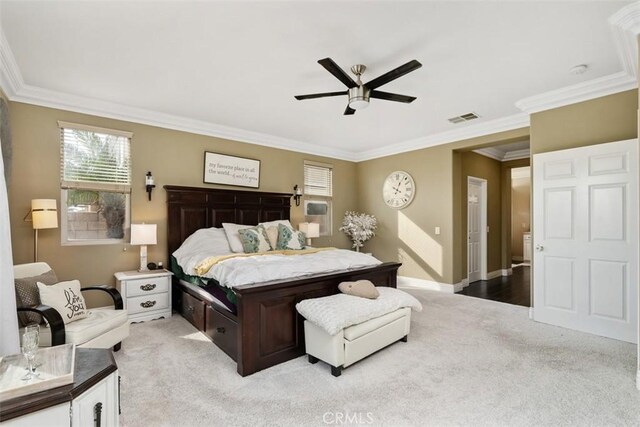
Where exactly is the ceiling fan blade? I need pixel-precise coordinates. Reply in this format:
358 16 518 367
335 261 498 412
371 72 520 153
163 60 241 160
344 105 356 115
370 90 416 103
365 60 422 90
294 91 347 100
318 58 358 88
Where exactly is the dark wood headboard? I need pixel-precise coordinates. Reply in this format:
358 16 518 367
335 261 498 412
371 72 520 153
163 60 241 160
164 185 292 261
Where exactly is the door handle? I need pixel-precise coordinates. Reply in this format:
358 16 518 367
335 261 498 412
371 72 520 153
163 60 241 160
535 245 544 252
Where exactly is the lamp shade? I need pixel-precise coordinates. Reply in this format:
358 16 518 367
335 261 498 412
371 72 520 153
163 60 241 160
298 222 320 239
31 199 58 230
130 223 157 245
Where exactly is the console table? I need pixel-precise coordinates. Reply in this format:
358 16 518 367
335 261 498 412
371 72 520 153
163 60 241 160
0 348 119 426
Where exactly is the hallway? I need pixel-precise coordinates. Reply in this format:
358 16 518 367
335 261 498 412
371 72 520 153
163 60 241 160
458 266 530 307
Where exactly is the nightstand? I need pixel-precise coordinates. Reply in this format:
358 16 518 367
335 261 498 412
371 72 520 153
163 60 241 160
114 270 173 323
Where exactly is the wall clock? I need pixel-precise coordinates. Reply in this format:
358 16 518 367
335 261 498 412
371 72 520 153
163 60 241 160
383 170 415 209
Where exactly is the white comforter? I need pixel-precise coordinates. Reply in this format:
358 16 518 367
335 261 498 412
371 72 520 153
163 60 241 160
296 287 423 336
203 249 381 288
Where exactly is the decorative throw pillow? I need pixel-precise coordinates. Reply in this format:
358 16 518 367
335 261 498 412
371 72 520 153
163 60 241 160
338 280 380 299
222 223 252 253
265 226 279 250
15 269 58 326
238 225 273 253
276 223 306 250
37 280 88 324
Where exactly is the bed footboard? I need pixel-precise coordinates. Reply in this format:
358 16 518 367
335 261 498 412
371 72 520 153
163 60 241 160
234 262 401 376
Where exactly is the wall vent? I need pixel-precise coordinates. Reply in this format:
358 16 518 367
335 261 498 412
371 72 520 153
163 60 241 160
448 112 479 124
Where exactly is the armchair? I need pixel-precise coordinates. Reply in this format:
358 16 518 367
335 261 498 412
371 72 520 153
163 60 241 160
14 262 129 351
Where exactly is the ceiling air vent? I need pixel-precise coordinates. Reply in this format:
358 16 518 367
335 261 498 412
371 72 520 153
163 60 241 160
448 112 479 124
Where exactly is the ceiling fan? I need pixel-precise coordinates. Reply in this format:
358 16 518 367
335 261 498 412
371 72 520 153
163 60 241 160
295 58 422 115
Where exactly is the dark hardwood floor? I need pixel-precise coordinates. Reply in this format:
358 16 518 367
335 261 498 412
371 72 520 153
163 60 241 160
458 266 530 307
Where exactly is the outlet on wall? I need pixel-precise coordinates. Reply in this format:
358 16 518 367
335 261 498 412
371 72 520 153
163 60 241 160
435 226 440 235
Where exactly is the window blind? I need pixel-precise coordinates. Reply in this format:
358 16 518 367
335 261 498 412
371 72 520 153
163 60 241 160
304 163 333 197
59 123 132 192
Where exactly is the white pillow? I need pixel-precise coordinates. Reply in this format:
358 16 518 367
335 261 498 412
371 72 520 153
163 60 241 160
173 227 233 275
37 280 88 324
223 220 293 253
222 223 252 253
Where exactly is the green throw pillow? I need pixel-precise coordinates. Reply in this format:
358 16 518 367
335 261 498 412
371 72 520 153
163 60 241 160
238 225 272 253
276 223 306 250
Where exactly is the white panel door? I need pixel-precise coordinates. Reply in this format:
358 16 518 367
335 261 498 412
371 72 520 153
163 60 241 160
467 178 484 283
533 139 638 343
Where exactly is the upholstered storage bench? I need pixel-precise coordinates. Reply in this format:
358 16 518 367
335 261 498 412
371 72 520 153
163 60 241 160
297 287 421 377
304 307 411 376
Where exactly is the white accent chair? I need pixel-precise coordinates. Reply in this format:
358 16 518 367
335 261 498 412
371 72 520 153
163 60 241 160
14 262 130 351
304 307 411 376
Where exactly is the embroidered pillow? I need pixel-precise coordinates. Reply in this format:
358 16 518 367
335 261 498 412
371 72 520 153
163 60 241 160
238 225 273 253
37 280 88 324
15 269 59 326
276 223 306 250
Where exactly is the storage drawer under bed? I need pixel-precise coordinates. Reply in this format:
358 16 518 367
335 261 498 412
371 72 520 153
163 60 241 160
180 290 206 331
205 305 238 361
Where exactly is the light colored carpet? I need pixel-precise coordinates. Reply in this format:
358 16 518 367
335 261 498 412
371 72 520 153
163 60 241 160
114 289 640 426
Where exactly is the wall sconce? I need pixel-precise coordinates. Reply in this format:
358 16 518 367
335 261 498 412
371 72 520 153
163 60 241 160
23 199 58 262
145 171 155 201
293 185 303 206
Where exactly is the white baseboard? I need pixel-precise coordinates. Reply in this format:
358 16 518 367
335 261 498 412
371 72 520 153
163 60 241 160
484 270 502 280
529 307 534 319
502 268 513 276
398 276 458 294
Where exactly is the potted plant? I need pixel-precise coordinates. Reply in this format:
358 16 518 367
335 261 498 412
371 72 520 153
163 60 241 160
339 211 377 252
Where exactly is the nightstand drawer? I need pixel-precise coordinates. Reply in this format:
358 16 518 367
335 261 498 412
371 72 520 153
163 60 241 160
127 292 169 315
125 277 170 298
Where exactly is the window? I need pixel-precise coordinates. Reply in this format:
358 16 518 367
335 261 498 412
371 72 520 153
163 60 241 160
59 121 132 245
304 161 332 236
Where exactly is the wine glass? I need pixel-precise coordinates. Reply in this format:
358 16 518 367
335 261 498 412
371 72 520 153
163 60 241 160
21 328 39 381
22 324 40 370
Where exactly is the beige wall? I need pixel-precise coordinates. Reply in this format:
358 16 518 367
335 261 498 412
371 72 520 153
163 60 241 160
458 151 502 276
7 102 357 307
531 90 638 154
356 127 530 285
510 171 530 259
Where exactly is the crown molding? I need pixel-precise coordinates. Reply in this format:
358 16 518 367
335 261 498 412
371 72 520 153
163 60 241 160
0 28 358 162
473 146 530 162
0 29 22 98
609 1 640 77
1 3 639 163
503 148 530 161
10 83 359 162
473 147 503 161
515 71 636 114
355 113 530 162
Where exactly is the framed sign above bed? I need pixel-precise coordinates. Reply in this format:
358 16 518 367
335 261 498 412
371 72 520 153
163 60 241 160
204 152 260 188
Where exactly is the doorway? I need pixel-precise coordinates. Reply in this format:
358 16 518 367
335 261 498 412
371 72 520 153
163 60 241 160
467 176 487 283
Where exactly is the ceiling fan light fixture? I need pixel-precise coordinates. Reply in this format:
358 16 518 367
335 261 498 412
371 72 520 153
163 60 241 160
348 86 370 110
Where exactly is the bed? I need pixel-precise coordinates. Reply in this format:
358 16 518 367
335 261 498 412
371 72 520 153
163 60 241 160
165 185 401 376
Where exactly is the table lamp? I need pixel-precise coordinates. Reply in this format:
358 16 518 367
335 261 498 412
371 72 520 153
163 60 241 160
31 199 58 262
130 223 157 271
298 222 320 246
